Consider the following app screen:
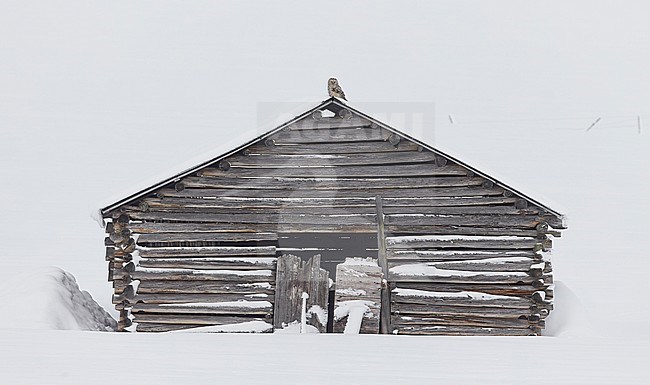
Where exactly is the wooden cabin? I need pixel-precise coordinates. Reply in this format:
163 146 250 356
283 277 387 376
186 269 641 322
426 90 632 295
101 97 566 335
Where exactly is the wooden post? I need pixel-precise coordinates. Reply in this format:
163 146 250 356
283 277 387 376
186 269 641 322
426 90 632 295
375 196 391 334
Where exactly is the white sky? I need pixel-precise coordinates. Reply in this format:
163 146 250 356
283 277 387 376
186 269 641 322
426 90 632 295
1 1 649 324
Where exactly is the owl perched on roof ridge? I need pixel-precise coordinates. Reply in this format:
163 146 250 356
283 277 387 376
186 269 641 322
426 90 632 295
328 77 347 100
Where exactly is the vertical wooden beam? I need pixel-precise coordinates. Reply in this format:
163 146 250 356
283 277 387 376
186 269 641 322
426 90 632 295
375 196 391 334
274 254 329 332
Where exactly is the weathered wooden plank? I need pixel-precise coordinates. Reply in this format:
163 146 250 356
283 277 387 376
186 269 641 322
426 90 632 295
138 257 277 270
134 321 273 333
393 282 551 297
387 250 539 262
199 163 468 178
389 268 534 284
158 186 503 199
391 288 532 308
391 303 531 318
136 280 274 295
272 127 389 143
384 226 541 237
179 175 485 190
288 116 372 130
224 151 439 168
132 302 272 316
129 211 376 225
274 254 329 332
137 246 277 258
389 258 543 273
134 313 270 325
131 268 275 282
392 325 536 336
141 196 518 210
135 323 196 332
129 211 549 230
137 232 278 244
391 315 540 329
248 141 422 155
385 215 553 230
386 236 540 250
127 222 546 237
129 221 376 234
131 292 274 305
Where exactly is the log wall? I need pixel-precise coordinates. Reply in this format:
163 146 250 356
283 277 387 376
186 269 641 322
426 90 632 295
103 106 564 334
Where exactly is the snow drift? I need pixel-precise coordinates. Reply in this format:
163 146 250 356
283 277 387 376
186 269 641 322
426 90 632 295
0 267 116 331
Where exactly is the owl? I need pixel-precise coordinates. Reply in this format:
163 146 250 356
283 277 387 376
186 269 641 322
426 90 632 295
328 78 347 100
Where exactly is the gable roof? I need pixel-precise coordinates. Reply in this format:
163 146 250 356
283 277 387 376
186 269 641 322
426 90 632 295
100 97 565 227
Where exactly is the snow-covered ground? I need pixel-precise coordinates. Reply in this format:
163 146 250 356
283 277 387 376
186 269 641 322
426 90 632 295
0 267 115 331
1 1 650 383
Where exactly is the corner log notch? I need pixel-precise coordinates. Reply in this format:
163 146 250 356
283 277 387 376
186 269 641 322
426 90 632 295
99 96 566 335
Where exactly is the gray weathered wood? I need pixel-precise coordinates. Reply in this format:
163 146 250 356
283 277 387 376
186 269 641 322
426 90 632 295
391 289 532 308
141 196 519 210
288 116 371 130
129 221 377 234
199 163 468 178
179 175 485 190
130 268 275 282
136 280 275 295
131 302 272 316
129 211 376 225
387 250 539 262
391 315 540 329
247 140 422 154
393 282 551 298
391 303 531 318
388 258 544 273
389 270 534 284
136 232 278 245
224 151 439 168
385 215 559 229
131 292 274 305
272 127 389 143
135 322 273 333
392 325 536 336
134 313 270 325
273 254 329 332
375 197 391 334
386 236 540 250
157 186 503 199
137 245 277 258
138 257 277 270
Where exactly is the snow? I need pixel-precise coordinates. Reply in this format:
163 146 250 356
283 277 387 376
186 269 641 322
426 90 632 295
307 305 328 326
334 300 376 334
340 257 380 266
274 321 320 334
0 267 116 331
337 288 367 296
2 0 650 383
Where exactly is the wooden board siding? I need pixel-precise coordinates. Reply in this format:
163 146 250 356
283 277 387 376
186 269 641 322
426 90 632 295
103 105 563 334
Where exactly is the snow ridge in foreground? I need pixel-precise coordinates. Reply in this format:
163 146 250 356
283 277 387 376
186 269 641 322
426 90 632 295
0 267 116 331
